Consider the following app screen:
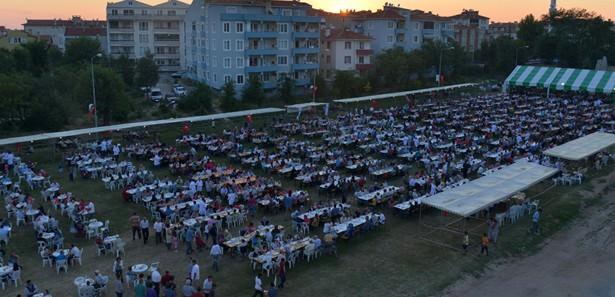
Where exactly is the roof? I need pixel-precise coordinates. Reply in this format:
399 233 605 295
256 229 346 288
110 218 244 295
544 132 615 161
322 28 372 41
208 0 312 8
107 0 151 8
345 9 404 20
153 0 190 8
0 108 284 147
333 83 477 103
65 27 106 37
410 10 451 22
422 159 559 217
504 65 615 94
23 17 105 28
449 9 489 20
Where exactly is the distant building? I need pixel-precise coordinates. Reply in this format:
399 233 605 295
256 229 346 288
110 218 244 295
488 22 519 40
449 9 489 52
0 27 36 50
183 0 322 91
23 16 106 52
106 0 189 72
65 27 107 52
408 9 455 48
320 27 373 80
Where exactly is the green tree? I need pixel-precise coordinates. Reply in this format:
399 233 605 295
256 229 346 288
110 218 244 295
277 77 295 104
178 83 213 114
332 71 363 98
517 14 545 51
81 66 131 125
314 73 329 100
20 40 49 76
242 75 265 107
220 80 238 112
65 37 102 64
0 73 32 129
134 55 159 87
112 55 135 87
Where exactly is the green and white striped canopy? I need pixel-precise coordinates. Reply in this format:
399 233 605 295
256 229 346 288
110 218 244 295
504 65 615 94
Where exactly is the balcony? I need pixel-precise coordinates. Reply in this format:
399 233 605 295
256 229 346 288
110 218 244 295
292 63 319 71
263 81 277 89
356 49 373 56
246 65 286 73
220 13 321 23
246 31 278 39
294 78 310 86
356 64 373 71
245 48 283 56
395 28 406 34
293 47 319 55
293 31 319 39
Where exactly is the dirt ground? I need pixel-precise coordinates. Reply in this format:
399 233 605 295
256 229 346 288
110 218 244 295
445 170 615 297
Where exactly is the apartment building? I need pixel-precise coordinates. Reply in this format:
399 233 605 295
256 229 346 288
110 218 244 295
488 22 519 40
106 0 189 72
408 10 455 47
184 0 322 91
320 28 373 80
449 9 489 52
23 16 106 52
0 27 36 50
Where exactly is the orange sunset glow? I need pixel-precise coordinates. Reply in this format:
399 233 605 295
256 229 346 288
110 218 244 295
1 0 614 29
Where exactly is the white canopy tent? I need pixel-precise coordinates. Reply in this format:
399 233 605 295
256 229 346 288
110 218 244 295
333 83 477 104
285 102 327 113
0 108 284 147
544 132 615 161
422 160 559 217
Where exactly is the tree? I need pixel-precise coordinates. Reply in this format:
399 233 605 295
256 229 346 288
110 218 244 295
178 83 212 114
19 40 49 76
242 75 265 107
112 55 135 87
134 55 159 87
517 14 545 51
220 80 238 112
332 71 364 98
80 66 131 125
314 73 329 100
65 37 102 64
277 77 295 104
0 73 32 129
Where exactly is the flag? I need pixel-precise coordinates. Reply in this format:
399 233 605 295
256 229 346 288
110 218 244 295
370 99 378 109
245 114 253 124
88 103 96 118
182 122 190 134
323 103 329 116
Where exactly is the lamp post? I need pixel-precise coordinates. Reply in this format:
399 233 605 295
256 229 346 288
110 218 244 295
515 45 529 66
438 46 454 87
90 53 102 128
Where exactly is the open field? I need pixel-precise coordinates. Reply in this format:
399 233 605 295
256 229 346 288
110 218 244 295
1 105 613 297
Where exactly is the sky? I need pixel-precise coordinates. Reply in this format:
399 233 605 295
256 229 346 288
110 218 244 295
1 0 614 29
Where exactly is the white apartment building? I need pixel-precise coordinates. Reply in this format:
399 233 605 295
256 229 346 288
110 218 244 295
106 0 189 72
320 28 373 80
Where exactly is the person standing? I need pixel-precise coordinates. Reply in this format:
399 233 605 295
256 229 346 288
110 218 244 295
480 233 489 256
113 257 124 280
462 231 470 254
209 243 223 272
267 282 278 297
252 273 263 297
202 275 214 297
114 275 124 297
532 208 542 235
140 217 150 245
151 268 162 296
129 213 141 240
165 224 173 250
185 228 195 255
277 258 286 289
181 279 195 297
154 220 164 245
134 278 146 297
190 259 200 283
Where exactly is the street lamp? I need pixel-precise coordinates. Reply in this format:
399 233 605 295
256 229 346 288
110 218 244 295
90 53 103 128
515 45 529 66
438 46 454 87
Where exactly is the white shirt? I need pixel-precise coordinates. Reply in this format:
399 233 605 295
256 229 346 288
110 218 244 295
254 276 262 291
191 264 200 280
154 222 163 233
151 270 161 283
210 244 223 256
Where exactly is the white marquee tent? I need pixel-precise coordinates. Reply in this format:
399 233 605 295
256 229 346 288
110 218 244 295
544 132 615 161
422 159 559 217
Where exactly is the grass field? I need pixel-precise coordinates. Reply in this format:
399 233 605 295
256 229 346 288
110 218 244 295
1 112 612 297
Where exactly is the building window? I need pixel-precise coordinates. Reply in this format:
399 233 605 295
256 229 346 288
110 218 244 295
223 57 231 68
386 35 393 43
168 10 176 16
211 39 216 50
224 75 232 83
278 39 288 49
282 9 292 16
111 9 118 15
414 36 418 42
277 56 288 65
388 21 394 29
211 23 216 33
141 10 148 15
139 22 148 31
223 39 231 51
344 41 351 49
359 42 365 49
212 57 217 67
326 55 331 64
223 22 231 33
236 74 244 85
358 56 365 64
236 22 244 33
139 34 148 42
278 23 288 33
236 57 244 68
344 56 351 64
235 39 244 51
226 7 238 13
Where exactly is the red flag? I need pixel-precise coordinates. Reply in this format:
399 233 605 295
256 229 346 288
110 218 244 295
182 122 190 135
88 104 96 118
370 99 378 109
245 114 253 124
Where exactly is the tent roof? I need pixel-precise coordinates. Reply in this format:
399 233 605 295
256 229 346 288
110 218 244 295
504 65 615 94
333 83 477 104
0 108 284 147
544 132 615 161
285 102 327 113
422 160 559 217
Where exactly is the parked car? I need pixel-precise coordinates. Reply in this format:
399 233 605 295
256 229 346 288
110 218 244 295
173 85 187 96
150 88 163 102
